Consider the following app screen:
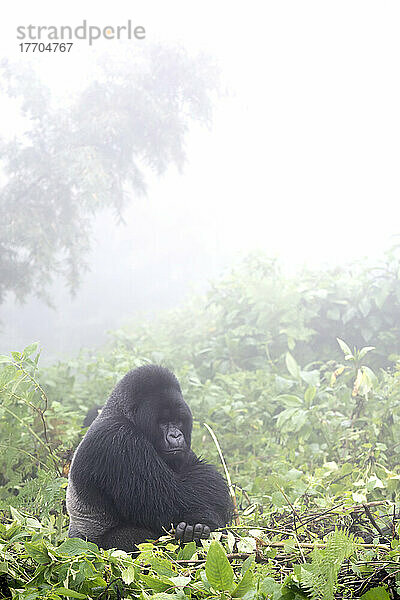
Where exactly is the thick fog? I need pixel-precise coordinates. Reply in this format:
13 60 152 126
1 1 400 357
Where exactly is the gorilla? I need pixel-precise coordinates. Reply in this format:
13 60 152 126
66 364 232 550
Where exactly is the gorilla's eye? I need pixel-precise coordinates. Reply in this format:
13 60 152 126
159 420 183 431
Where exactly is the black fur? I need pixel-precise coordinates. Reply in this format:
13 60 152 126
66 364 232 550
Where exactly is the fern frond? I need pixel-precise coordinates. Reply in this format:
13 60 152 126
299 528 358 600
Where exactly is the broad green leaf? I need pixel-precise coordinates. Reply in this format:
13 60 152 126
362 365 378 386
241 554 255 574
177 541 197 560
141 575 170 592
290 409 308 432
54 588 86 599
232 568 254 597
360 586 390 600
300 370 320 387
122 565 136 584
285 352 300 378
148 556 175 578
205 541 234 591
358 346 375 359
336 338 353 358
24 541 50 564
259 577 283 598
276 394 303 407
22 342 39 357
304 386 316 404
276 407 297 429
57 538 99 556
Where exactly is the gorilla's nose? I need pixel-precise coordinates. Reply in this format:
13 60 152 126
167 428 185 448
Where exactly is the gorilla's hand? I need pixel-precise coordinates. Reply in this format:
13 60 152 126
175 522 211 543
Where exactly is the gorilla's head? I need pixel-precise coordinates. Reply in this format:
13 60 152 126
107 365 193 470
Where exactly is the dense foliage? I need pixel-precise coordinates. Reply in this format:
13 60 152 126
2 251 400 597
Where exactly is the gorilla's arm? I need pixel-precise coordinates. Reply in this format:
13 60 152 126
178 457 232 529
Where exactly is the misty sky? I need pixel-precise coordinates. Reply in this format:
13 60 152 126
2 1 400 265
1 1 400 355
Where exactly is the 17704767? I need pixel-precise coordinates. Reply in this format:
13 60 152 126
19 42 73 52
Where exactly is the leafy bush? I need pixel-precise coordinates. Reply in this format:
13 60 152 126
3 250 400 596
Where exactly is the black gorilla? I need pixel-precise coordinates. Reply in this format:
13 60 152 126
66 365 232 550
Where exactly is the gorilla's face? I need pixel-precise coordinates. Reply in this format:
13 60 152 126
157 422 188 470
156 398 192 470
134 386 193 471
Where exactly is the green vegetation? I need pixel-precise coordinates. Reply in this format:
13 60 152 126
2 250 400 597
